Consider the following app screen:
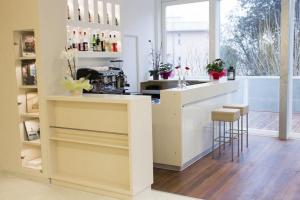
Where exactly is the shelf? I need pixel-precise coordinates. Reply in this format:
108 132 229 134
77 51 121 58
19 56 36 60
66 20 120 31
21 113 40 118
50 136 129 150
19 85 38 89
23 139 41 147
51 174 130 195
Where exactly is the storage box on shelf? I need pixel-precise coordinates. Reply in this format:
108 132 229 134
13 30 43 174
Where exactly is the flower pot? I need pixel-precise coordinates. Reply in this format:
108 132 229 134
153 73 160 80
209 70 226 80
160 71 172 80
70 89 83 96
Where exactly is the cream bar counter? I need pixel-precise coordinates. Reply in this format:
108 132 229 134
45 94 153 199
141 80 241 171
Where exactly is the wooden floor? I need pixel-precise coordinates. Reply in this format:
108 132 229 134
152 136 300 200
249 111 300 132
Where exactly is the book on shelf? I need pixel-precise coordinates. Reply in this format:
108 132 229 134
23 120 40 141
21 33 36 57
21 60 37 86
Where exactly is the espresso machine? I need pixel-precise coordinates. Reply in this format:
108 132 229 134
76 66 129 94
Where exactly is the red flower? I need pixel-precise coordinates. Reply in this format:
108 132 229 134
185 66 190 71
175 66 181 70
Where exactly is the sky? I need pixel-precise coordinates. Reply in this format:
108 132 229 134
166 0 239 23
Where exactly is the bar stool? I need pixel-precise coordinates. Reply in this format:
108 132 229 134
223 104 249 151
211 108 240 161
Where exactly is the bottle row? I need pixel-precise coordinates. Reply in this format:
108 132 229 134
67 30 121 52
67 0 120 27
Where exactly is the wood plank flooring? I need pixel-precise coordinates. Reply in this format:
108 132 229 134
152 136 300 200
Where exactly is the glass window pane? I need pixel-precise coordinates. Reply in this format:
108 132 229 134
292 0 300 136
221 0 281 133
165 1 209 78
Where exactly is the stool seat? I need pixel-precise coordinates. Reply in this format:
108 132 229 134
223 104 249 116
212 108 240 122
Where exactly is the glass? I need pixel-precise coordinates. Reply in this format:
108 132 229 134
165 1 209 79
292 0 300 136
220 0 281 133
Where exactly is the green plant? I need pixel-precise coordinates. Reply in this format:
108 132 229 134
159 63 173 73
206 59 226 73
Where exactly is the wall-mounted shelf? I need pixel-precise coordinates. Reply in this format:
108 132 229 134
21 113 40 119
19 56 36 61
77 51 121 58
19 85 38 89
66 20 120 31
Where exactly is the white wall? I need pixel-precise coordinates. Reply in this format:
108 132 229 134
121 0 157 86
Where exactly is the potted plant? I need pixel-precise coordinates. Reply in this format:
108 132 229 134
159 63 173 80
61 48 92 95
148 40 162 80
206 58 227 80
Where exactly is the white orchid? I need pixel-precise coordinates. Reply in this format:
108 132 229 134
61 48 92 94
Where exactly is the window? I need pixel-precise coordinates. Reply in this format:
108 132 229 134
220 0 281 133
164 1 209 78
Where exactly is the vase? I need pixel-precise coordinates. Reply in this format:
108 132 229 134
153 73 159 80
70 89 83 96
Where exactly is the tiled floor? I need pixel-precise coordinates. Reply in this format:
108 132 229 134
0 173 200 200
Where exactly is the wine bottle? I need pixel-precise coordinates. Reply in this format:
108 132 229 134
83 32 89 51
96 34 101 52
100 32 106 52
112 35 118 52
92 34 96 51
72 31 77 49
78 8 81 21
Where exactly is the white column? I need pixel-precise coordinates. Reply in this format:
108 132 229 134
279 0 295 140
209 0 220 62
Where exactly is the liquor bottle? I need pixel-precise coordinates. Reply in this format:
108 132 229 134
72 31 77 49
78 31 83 51
78 8 81 21
67 32 73 49
88 11 92 22
100 32 106 52
112 35 118 52
96 34 101 51
108 34 113 52
106 13 110 24
91 34 96 51
67 4 71 20
83 32 89 51
115 17 119 26
97 13 101 24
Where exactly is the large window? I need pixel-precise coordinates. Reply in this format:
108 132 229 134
220 0 281 133
292 0 300 136
164 1 209 77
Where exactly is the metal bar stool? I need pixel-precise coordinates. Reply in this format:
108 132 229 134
211 108 241 161
224 104 249 151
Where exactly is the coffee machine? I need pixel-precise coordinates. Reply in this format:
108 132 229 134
76 67 129 94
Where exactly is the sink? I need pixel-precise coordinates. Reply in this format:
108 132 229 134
185 80 208 86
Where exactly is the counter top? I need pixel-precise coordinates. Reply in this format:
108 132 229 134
159 80 240 106
47 94 151 104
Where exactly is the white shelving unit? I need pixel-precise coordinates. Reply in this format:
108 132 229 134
13 30 43 173
66 0 122 60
